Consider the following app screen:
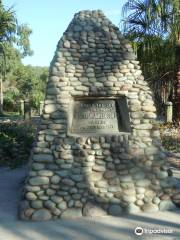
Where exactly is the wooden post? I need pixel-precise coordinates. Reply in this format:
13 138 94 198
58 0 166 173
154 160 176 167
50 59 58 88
19 99 24 116
24 100 31 120
165 102 173 123
39 101 44 116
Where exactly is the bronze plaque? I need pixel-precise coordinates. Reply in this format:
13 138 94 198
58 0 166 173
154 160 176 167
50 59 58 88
71 99 119 134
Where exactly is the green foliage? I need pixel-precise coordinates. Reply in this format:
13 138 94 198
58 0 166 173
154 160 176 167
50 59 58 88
3 87 19 111
160 123 180 152
0 1 33 62
16 24 33 57
16 65 48 108
122 0 180 114
0 2 17 77
0 1 33 113
3 64 48 111
0 121 35 168
0 2 16 43
134 37 175 111
122 0 180 41
162 136 180 152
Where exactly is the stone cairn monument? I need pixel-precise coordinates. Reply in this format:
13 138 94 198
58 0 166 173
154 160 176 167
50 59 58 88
19 10 178 221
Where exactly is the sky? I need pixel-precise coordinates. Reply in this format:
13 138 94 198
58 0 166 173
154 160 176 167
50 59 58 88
3 0 126 67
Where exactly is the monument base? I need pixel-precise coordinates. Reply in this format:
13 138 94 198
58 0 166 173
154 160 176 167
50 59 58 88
19 10 179 221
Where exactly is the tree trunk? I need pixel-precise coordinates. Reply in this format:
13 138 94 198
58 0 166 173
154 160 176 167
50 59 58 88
174 41 180 123
0 78 3 115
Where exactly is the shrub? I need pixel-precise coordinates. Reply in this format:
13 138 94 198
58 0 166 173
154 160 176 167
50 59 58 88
160 123 180 153
0 121 35 168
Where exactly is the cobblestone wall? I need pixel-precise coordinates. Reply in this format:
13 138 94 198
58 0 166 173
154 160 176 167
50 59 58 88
19 10 178 221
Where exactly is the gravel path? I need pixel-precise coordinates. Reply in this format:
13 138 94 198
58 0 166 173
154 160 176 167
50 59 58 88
0 166 179 240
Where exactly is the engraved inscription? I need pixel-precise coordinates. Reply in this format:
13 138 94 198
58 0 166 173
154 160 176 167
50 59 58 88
71 99 119 133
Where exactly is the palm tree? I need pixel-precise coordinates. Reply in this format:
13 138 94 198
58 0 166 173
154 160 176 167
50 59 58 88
122 0 180 122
